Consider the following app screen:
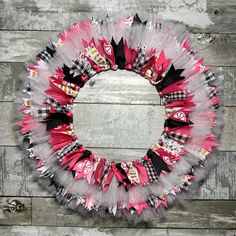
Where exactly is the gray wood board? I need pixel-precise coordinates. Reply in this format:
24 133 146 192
1 62 236 106
0 197 236 229
0 146 235 200
0 102 234 150
0 31 236 66
29 198 235 228
0 0 236 33
0 197 31 225
1 226 235 236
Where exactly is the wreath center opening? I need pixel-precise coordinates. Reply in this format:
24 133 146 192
74 69 165 161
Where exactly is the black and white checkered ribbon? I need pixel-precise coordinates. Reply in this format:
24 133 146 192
133 50 150 72
26 143 36 159
167 131 190 143
46 97 72 112
54 141 81 161
36 107 51 117
36 97 72 116
37 46 55 62
204 70 216 83
206 85 220 109
143 160 159 183
163 90 187 103
208 86 219 99
37 50 52 62
71 57 96 77
147 194 158 207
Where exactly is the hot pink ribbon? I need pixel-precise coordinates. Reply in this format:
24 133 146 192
94 158 106 185
98 39 117 70
123 40 137 70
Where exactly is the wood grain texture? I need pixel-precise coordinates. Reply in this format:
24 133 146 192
0 197 31 225
0 226 235 236
0 102 234 150
0 0 236 33
1 226 166 236
0 102 166 148
147 200 236 228
73 103 165 149
1 62 236 106
30 197 236 228
0 147 48 197
31 197 133 228
0 0 235 233
220 107 236 151
0 31 236 66
0 102 15 146
75 70 161 105
1 146 235 200
0 226 38 236
216 67 236 106
168 229 236 236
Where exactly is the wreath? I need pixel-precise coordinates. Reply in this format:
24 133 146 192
15 14 222 223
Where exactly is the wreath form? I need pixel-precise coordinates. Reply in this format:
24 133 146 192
15 14 222 223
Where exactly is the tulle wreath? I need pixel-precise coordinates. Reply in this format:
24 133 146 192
14 13 222 223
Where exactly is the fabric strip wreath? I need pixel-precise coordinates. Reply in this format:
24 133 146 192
15 14 222 223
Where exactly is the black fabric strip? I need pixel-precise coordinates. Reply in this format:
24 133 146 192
77 150 92 162
46 45 56 57
147 149 171 176
62 64 85 87
132 13 147 26
43 113 73 130
155 64 185 92
111 37 126 69
71 170 76 178
116 163 131 185
23 132 31 143
164 118 192 128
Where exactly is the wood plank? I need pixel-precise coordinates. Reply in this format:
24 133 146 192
31 198 236 228
0 31 236 66
0 102 165 148
31 197 131 227
215 66 236 106
73 227 167 236
187 149 235 202
168 229 236 236
206 0 236 33
1 146 236 200
73 103 165 149
147 200 236 228
195 151 236 200
0 63 161 105
0 102 235 150
1 62 236 106
0 63 21 102
0 147 48 197
0 226 235 236
76 70 161 105
0 226 38 236
190 33 236 67
0 102 15 146
0 197 31 225
0 0 236 33
0 226 169 236
220 107 236 151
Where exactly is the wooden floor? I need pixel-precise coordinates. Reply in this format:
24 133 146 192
0 0 236 235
